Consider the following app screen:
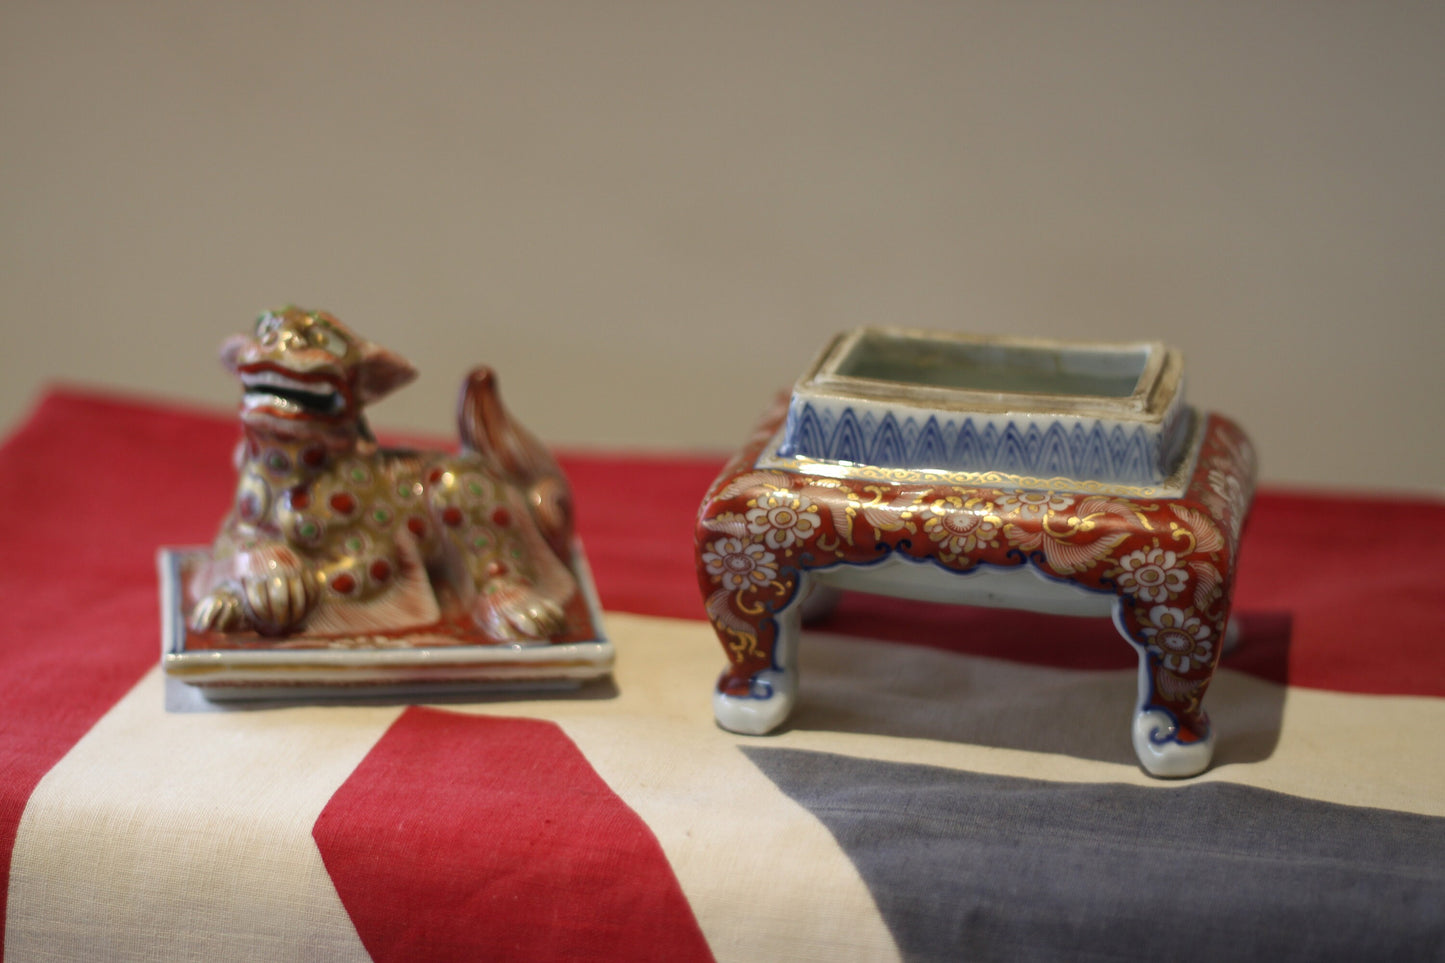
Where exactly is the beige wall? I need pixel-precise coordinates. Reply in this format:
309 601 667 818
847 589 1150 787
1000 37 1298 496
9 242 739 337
2 2 1441 491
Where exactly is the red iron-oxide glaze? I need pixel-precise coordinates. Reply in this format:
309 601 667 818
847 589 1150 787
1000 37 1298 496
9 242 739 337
695 402 1256 747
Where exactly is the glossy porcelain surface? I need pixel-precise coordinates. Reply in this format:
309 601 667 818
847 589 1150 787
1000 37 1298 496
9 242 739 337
698 330 1256 778
777 329 1191 487
161 307 610 699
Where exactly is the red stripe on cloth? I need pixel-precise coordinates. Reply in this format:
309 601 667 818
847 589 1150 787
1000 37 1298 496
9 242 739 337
561 452 725 621
1229 490 1445 695
0 390 237 957
795 489 1445 696
313 708 713 962
557 414 1445 696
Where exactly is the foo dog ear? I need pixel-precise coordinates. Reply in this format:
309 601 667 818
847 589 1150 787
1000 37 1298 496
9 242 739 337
219 334 248 374
354 342 418 404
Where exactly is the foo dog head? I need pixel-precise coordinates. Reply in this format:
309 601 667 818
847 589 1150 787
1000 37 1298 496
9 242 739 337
220 306 416 441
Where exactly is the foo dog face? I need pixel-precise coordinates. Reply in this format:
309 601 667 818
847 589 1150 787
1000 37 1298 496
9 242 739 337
220 307 416 435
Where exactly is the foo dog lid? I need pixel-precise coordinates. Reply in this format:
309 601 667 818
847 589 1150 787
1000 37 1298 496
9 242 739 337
772 328 1195 491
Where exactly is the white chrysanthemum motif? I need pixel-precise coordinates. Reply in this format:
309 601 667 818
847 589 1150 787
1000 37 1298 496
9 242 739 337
1141 605 1214 673
745 491 819 550
1115 546 1188 603
994 490 1073 519
702 537 778 592
922 495 1000 558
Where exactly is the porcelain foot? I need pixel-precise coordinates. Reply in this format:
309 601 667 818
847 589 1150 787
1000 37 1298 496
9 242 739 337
1131 708 1214 778
713 670 797 735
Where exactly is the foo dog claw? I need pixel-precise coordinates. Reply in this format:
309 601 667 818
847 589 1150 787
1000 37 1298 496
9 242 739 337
240 569 317 636
188 588 246 634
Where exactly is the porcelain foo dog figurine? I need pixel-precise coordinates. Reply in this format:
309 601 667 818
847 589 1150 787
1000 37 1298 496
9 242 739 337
187 306 580 645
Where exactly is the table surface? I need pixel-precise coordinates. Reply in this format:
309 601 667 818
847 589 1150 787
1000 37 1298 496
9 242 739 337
2 389 1443 962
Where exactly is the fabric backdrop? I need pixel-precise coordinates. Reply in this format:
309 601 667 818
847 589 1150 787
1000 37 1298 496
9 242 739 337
1 389 1442 961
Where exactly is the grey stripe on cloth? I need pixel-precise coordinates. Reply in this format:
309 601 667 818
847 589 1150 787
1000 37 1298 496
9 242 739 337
743 747 1445 963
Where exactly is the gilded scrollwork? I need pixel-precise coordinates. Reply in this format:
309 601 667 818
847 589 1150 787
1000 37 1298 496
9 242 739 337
697 403 1257 745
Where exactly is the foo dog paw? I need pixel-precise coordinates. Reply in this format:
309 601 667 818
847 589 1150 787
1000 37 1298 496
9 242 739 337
239 568 319 636
189 588 247 634
474 583 565 643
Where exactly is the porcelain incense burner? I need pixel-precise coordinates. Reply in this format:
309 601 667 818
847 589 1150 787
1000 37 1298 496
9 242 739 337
695 329 1256 777
160 307 609 699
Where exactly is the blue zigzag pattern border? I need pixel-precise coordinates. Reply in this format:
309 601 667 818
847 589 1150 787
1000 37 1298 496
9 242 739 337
778 401 1162 484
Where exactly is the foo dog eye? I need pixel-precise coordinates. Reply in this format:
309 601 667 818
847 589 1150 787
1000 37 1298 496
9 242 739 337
308 323 349 357
255 313 282 338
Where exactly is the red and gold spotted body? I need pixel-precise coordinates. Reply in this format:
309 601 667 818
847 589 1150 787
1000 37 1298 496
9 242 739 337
189 307 578 643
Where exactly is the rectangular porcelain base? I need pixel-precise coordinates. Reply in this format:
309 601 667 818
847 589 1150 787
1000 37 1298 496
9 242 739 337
159 546 612 702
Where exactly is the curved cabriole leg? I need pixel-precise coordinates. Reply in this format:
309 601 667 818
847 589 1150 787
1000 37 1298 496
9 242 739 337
711 574 809 736
1114 601 1228 778
1129 673 1215 779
